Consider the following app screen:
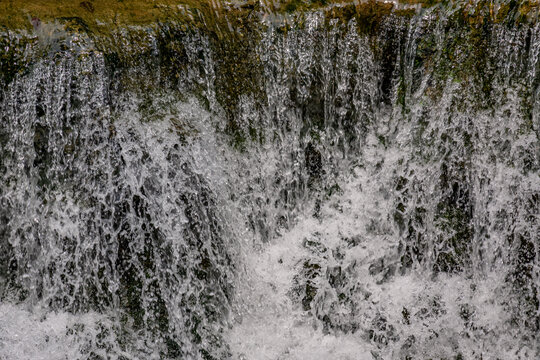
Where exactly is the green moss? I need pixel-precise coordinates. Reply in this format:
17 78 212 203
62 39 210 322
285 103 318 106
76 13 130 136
325 3 357 25
156 25 189 88
284 0 303 13
213 30 263 146
322 0 395 35
496 0 539 26
0 32 34 90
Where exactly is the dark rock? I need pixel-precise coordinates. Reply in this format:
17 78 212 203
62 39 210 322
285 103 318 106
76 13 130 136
369 257 385 275
342 234 363 248
332 246 345 261
369 256 397 284
402 307 410 325
368 314 399 345
302 235 328 256
303 283 318 311
304 142 322 180
80 1 95 13
291 260 322 312
326 266 343 288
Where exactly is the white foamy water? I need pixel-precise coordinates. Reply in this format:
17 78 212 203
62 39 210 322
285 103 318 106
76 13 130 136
0 304 127 360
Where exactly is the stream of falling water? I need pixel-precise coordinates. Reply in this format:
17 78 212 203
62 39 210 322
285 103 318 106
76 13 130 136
226 131 535 359
0 5 539 360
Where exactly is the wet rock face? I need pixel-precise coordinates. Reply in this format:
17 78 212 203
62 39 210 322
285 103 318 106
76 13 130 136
369 314 399 345
304 142 323 184
290 235 324 312
368 256 398 285
0 33 32 94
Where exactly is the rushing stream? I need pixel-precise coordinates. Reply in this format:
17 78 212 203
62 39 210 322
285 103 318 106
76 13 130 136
0 2 539 359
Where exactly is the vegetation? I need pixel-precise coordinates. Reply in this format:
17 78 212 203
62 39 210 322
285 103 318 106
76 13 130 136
0 0 448 31
0 0 203 30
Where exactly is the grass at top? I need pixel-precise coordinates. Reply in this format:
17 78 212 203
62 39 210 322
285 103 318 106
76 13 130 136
0 0 442 31
0 0 225 31
0 0 537 32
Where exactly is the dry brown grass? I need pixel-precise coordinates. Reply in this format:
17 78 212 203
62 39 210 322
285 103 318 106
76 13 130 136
0 0 435 31
0 0 230 30
2 0 536 32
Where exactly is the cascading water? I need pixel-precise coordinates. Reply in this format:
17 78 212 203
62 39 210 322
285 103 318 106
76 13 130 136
0 1 538 359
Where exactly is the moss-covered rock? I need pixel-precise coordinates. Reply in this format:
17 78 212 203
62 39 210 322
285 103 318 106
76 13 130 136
0 32 33 91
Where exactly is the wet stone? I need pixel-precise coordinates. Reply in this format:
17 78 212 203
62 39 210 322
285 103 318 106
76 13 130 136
302 235 328 256
342 234 364 248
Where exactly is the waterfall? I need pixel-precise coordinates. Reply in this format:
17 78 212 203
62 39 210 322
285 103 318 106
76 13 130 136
0 1 538 359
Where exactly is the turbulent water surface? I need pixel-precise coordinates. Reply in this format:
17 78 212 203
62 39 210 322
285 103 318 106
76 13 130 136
0 2 539 359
